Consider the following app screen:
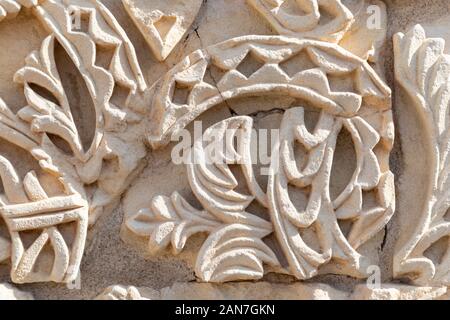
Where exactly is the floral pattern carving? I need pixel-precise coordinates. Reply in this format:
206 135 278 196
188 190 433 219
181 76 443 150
15 0 149 222
0 0 397 287
126 35 395 282
269 107 394 279
247 0 388 62
394 24 450 286
0 0 148 284
147 36 392 148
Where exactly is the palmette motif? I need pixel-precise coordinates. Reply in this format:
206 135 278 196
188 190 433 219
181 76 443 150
16 0 148 222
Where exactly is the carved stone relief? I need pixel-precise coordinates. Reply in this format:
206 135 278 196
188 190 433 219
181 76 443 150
95 282 450 300
123 34 394 283
122 0 203 62
0 0 148 284
393 24 450 287
247 0 387 62
0 0 447 300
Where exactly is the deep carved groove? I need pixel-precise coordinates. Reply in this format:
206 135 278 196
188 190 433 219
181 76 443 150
54 40 96 153
330 127 357 201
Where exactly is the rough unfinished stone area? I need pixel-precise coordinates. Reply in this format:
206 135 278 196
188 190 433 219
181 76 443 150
0 0 448 300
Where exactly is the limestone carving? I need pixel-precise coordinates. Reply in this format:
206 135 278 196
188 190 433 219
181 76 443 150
247 0 354 42
128 117 279 282
126 35 395 282
0 0 148 284
246 0 387 61
17 0 148 223
96 285 156 300
0 96 89 284
1 0 447 301
122 0 203 62
338 0 387 62
394 24 450 287
269 107 394 279
0 283 34 300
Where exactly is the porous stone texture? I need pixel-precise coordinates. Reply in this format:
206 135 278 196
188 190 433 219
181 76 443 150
0 0 448 300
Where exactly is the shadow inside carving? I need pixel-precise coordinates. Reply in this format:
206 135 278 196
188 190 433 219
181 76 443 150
54 40 96 153
423 236 449 266
111 84 131 110
0 138 42 196
444 208 450 222
330 127 356 201
95 44 115 71
172 81 191 105
328 72 356 93
203 63 226 87
154 15 177 42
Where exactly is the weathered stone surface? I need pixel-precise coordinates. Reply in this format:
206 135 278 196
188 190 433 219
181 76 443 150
393 22 450 287
0 0 447 300
122 0 203 61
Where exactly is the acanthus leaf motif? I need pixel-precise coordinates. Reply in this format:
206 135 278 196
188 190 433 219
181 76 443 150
394 24 450 286
267 107 394 279
15 35 94 162
186 116 269 225
8 0 150 224
196 223 278 282
0 0 397 286
148 37 391 148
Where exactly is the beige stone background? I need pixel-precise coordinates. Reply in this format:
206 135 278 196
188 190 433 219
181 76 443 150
0 0 449 299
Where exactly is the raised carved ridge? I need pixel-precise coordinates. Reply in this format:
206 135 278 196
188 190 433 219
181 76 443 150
125 35 395 282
